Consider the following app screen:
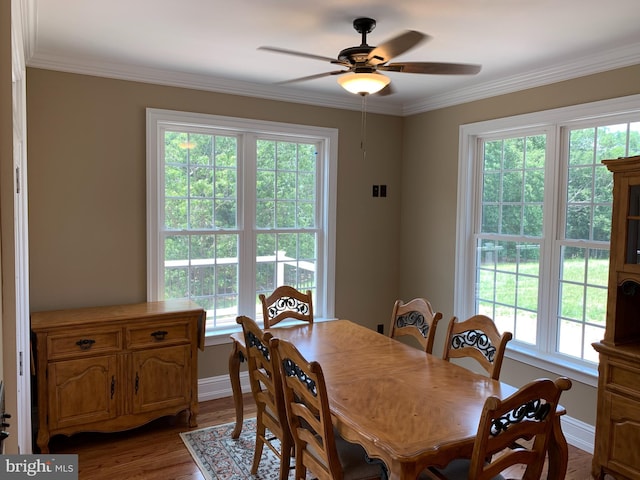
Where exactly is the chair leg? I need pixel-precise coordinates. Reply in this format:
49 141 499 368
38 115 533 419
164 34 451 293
295 454 307 480
279 435 293 480
251 416 266 474
228 341 245 439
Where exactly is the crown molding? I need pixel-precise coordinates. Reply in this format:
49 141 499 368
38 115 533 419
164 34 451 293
20 0 35 59
403 42 640 116
20 0 640 118
27 51 409 116
26 44 640 118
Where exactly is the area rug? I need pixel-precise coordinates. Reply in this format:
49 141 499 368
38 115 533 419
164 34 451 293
180 417 296 480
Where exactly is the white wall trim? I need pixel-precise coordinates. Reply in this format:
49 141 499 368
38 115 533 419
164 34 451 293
404 41 640 116
21 0 640 119
198 372 251 402
561 415 595 455
197 373 595 454
26 53 392 114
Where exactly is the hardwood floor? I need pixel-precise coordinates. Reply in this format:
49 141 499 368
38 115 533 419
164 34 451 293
47 394 594 479
48 394 257 480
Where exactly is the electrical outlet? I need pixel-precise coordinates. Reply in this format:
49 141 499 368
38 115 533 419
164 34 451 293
380 185 387 197
372 185 379 197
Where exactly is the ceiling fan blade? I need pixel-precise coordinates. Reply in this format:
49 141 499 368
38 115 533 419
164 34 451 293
367 31 429 65
380 62 482 75
259 46 340 64
274 70 348 85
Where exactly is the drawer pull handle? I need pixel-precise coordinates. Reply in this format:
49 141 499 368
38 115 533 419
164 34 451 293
111 376 115 399
135 372 139 394
76 339 96 350
150 330 168 341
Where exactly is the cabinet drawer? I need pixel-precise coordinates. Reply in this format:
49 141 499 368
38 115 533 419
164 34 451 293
126 320 191 349
606 359 640 397
47 328 123 360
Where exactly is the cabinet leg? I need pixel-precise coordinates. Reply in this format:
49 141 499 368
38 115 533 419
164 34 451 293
36 431 50 454
591 459 606 480
188 402 199 428
187 412 197 428
228 340 245 439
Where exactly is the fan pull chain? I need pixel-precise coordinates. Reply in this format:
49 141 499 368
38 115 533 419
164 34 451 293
360 93 368 161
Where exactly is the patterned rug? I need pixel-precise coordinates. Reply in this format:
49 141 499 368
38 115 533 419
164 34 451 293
180 417 294 480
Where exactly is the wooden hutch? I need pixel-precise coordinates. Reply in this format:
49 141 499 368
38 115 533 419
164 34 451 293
593 155 640 479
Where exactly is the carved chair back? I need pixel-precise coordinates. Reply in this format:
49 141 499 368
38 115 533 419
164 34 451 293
442 314 513 380
270 337 383 480
236 315 292 479
260 285 314 328
389 298 442 354
428 377 572 480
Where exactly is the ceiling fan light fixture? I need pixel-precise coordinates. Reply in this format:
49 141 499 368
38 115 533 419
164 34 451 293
337 72 390 95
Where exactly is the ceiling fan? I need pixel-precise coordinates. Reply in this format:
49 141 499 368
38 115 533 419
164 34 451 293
259 17 482 96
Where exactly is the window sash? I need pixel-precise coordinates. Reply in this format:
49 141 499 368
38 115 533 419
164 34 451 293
146 109 338 337
456 94 640 386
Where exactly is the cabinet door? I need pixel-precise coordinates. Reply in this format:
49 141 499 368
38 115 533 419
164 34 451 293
48 355 118 430
131 345 191 414
607 392 640 478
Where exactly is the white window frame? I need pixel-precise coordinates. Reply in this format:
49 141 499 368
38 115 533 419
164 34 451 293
146 109 338 345
456 94 640 387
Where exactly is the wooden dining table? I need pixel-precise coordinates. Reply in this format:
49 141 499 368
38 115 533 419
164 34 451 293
228 319 569 480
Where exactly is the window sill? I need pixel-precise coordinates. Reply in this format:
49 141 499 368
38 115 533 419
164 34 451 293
505 343 598 388
203 316 338 347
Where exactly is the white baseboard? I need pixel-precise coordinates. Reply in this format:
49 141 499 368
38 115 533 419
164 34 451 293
560 415 595 454
198 371 251 401
197 374 595 454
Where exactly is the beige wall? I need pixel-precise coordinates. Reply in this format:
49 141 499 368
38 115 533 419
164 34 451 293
26 67 403 376
401 64 640 426
26 64 640 429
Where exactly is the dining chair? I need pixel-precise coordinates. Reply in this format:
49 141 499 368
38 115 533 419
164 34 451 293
270 337 385 480
260 285 314 328
442 314 513 380
236 315 293 480
424 376 572 480
388 298 443 354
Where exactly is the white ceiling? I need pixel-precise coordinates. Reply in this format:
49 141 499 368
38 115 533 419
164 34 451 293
23 0 640 115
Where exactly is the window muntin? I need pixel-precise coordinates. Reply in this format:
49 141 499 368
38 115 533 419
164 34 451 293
555 124 628 362
255 138 319 299
476 135 546 345
458 98 640 383
163 131 240 328
557 246 608 363
477 239 542 345
147 109 337 336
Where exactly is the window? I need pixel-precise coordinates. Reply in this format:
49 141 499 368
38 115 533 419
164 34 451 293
147 109 337 339
456 95 640 385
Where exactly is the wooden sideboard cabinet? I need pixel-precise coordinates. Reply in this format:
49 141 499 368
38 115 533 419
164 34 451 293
593 155 640 480
31 300 205 453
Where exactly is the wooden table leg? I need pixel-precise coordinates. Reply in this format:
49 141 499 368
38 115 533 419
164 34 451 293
547 414 569 480
228 339 245 439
